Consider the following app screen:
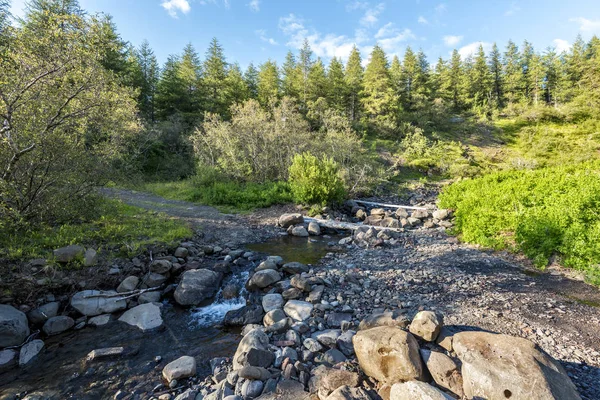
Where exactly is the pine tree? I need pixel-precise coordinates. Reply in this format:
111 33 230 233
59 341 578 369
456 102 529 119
520 40 535 103
224 63 250 115
136 40 160 122
326 57 347 113
178 43 203 120
400 47 418 110
307 58 327 103
389 55 402 97
414 49 431 107
257 60 280 107
244 63 259 99
448 49 467 110
528 52 544 106
543 47 566 107
203 37 228 115
281 51 299 98
503 40 521 105
155 55 186 120
565 35 586 99
345 45 363 121
361 45 398 132
469 44 492 113
489 43 504 109
431 57 447 101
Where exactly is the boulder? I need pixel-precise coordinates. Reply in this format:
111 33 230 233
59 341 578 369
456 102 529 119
411 209 429 219
19 339 44 366
143 272 168 287
282 262 309 275
162 356 197 383
395 209 409 219
432 209 449 220
370 208 386 216
312 329 342 347
326 312 352 328
263 309 286 326
238 365 271 381
308 285 325 304
364 215 383 226
174 269 221 306
0 304 30 347
308 222 321 236
83 248 98 267
309 365 360 399
138 291 161 304
117 276 140 293
303 338 323 353
279 213 304 228
409 311 442 342
174 247 189 258
389 381 454 400
282 287 304 300
118 303 163 332
353 326 425 384
27 302 60 326
420 349 463 397
88 314 111 327
291 226 309 237
284 300 313 321
315 348 346 366
266 255 284 266
290 275 312 292
53 245 85 263
233 328 270 370
381 217 400 229
256 260 278 272
247 270 282 290
150 260 172 274
71 290 127 317
358 310 409 331
0 349 17 372
435 327 453 352
336 330 355 356
325 386 371 400
453 331 581 400
223 305 264 326
42 316 74 335
262 293 284 313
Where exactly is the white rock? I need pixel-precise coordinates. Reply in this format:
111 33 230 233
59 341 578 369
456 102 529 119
119 303 163 332
88 314 111 327
262 294 284 313
19 339 44 366
0 304 30 347
390 381 454 400
71 290 127 316
162 356 197 383
284 300 314 321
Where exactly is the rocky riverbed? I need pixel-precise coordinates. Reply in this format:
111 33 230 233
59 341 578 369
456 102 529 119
1 192 599 400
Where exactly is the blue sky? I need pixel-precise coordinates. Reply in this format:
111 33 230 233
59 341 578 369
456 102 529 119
9 0 600 68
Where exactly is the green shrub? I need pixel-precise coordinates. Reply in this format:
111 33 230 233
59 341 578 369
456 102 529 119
439 161 600 285
288 153 346 206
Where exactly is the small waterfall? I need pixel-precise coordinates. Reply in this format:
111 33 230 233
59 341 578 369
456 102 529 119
188 271 249 328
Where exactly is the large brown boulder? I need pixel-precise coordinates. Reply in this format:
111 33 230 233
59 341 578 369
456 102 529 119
453 331 581 400
353 326 425 384
390 381 454 400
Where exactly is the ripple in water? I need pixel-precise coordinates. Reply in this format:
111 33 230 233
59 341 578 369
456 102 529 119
189 271 249 328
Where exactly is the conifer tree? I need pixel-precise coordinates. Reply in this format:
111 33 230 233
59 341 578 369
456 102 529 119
503 40 521 105
469 44 492 113
448 49 466 110
297 39 314 108
136 40 160 122
281 51 300 98
203 37 228 115
415 49 431 107
307 58 327 103
155 55 186 120
326 57 347 113
400 47 418 110
244 63 259 99
520 41 535 102
224 63 250 114
361 45 398 133
389 55 402 97
345 45 363 121
257 60 280 107
489 43 504 109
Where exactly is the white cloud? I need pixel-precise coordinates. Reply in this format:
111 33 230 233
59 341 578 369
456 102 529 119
504 2 520 16
443 35 463 46
248 0 260 12
161 0 191 18
570 17 600 34
375 22 396 39
346 1 368 11
378 29 415 54
435 3 447 13
418 16 429 25
360 3 385 27
553 39 571 53
458 41 492 58
255 29 278 45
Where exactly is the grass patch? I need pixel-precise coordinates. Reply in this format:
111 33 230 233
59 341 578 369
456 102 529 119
439 161 600 285
142 168 293 213
0 198 192 261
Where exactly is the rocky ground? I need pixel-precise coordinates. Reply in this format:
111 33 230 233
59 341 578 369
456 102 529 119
1 189 599 400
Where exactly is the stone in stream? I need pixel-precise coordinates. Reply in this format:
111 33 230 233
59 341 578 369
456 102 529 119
453 331 581 400
138 291 161 304
233 328 270 370
223 305 264 326
71 290 127 317
353 326 425 384
42 316 74 335
263 309 286 326
19 339 45 366
266 255 284 266
262 293 284 313
118 303 163 331
0 349 17 372
117 276 139 293
27 301 60 326
420 349 463 397
86 346 139 362
291 226 309 237
88 314 111 327
281 262 309 275
0 304 30 347
255 260 278 272
53 245 85 263
389 381 454 400
162 356 197 383
174 269 221 306
284 300 313 322
279 213 304 228
308 221 321 236
409 311 442 342
247 270 282 290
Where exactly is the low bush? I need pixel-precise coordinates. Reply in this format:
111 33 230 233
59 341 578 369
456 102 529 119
439 161 600 284
288 153 346 206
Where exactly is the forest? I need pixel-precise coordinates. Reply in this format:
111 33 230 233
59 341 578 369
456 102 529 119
1 0 600 281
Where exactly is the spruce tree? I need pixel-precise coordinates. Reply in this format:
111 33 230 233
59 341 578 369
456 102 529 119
179 43 203 120
400 47 418 110
470 44 492 113
307 58 327 103
155 55 186 120
244 63 259 99
389 55 402 97
503 40 521 105
326 57 347 113
489 43 504 109
345 45 363 121
361 44 398 133
448 49 466 110
520 41 535 102
224 63 250 115
136 40 160 122
281 51 299 98
203 37 228 115
415 49 431 107
297 39 314 108
257 60 280 107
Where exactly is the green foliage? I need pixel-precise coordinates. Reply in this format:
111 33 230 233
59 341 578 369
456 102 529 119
288 153 346 206
439 161 600 284
0 198 191 260
143 166 292 212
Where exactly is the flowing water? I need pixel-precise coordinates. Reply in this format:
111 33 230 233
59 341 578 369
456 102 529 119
0 235 342 399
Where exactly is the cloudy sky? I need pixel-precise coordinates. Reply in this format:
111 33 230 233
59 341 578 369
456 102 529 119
9 0 600 67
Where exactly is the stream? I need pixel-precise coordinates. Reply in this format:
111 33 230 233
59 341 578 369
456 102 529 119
0 234 342 399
